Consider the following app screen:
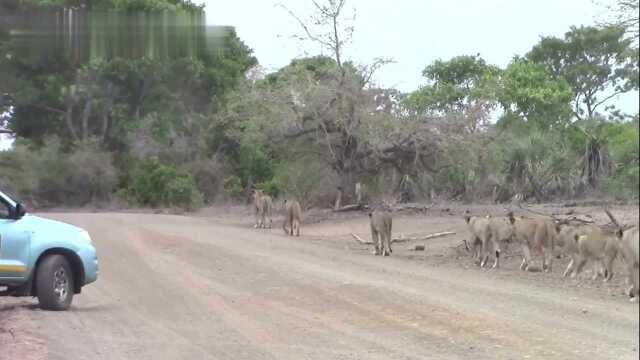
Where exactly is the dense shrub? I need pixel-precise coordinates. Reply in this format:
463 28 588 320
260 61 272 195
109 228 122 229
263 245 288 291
604 121 640 199
236 144 274 188
223 175 244 199
182 158 225 203
0 137 117 207
273 159 337 208
128 157 203 210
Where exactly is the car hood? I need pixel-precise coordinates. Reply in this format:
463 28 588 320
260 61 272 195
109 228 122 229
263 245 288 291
21 214 84 235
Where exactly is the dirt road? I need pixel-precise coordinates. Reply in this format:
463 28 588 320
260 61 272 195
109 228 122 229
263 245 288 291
1 210 638 360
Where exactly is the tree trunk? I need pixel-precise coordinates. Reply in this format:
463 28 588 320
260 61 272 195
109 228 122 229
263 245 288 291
337 169 357 205
333 186 343 210
81 97 92 141
65 102 79 142
355 182 363 205
101 83 115 144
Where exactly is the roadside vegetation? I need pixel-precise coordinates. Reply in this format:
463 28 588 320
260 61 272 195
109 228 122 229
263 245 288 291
0 0 638 210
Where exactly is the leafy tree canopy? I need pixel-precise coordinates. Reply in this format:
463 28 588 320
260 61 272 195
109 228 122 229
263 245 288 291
405 55 500 114
527 25 637 120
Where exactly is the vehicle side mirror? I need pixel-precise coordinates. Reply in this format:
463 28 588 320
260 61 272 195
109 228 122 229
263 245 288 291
13 203 26 219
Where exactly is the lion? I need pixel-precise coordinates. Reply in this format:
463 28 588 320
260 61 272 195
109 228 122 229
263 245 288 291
463 213 491 266
282 199 303 236
251 189 272 229
463 213 513 269
507 212 555 272
485 215 515 269
556 224 617 280
617 226 639 302
370 209 392 256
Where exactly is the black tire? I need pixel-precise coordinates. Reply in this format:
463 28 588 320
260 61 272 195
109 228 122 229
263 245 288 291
35 255 74 311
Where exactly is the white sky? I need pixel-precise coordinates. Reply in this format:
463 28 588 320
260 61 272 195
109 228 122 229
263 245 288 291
204 0 638 113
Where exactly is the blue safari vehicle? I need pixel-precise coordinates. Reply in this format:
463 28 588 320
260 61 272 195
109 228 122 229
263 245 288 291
0 190 98 310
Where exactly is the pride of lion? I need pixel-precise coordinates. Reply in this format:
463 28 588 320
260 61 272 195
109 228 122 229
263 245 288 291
464 208 639 302
249 188 638 302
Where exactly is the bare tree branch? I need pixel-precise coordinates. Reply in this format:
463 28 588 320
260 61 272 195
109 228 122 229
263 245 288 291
275 3 335 51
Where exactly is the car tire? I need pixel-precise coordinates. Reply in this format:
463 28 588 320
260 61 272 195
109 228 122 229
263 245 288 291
36 255 74 311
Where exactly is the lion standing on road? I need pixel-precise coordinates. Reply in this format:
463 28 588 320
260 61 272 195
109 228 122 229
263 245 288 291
252 189 273 229
507 212 556 272
370 209 393 256
617 226 639 301
283 199 303 236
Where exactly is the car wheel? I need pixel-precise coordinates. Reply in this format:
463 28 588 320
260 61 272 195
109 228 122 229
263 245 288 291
36 255 74 311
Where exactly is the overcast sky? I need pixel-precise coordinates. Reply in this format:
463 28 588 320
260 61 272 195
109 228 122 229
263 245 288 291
204 0 638 112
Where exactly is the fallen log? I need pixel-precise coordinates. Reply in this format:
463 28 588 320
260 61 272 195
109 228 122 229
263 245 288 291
351 233 370 244
334 204 365 212
518 203 595 225
604 208 621 228
556 215 595 225
390 203 437 212
392 231 455 242
603 208 635 232
351 231 455 245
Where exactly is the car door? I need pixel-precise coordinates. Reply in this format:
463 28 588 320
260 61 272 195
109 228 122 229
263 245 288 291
0 199 30 279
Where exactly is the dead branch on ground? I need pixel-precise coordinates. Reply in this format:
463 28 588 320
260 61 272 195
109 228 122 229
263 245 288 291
334 204 366 212
351 231 455 245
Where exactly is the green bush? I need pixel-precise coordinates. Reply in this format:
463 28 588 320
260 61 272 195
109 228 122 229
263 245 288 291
273 159 337 208
182 159 224 203
236 144 274 187
223 175 244 199
128 157 203 210
604 166 639 199
164 176 204 210
605 121 639 198
256 178 279 198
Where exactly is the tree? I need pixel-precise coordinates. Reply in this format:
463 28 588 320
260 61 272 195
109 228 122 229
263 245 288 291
498 58 573 129
598 0 639 44
275 0 396 203
1 1 256 148
405 55 500 133
527 25 637 120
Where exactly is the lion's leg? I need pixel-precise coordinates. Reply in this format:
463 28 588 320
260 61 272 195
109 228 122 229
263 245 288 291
591 261 603 281
520 244 532 271
603 254 615 282
254 206 260 228
371 229 380 255
480 236 489 268
388 222 393 254
563 257 575 277
542 246 552 273
472 237 482 265
383 232 391 256
491 238 501 269
629 269 639 301
573 257 588 278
